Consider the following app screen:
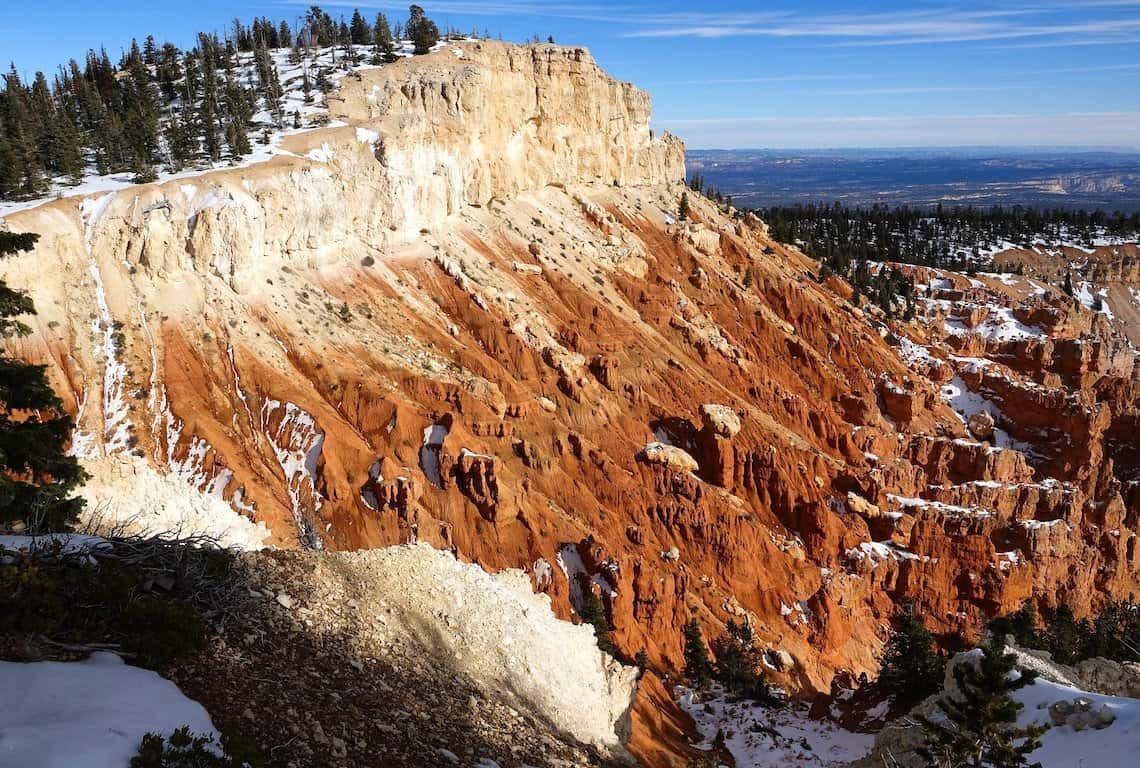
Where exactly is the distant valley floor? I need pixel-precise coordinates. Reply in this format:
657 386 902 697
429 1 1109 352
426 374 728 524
686 149 1140 212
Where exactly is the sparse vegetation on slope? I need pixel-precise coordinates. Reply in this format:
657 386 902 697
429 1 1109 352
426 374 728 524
0 5 458 201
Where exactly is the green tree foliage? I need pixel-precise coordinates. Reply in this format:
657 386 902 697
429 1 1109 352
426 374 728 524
678 192 690 221
877 609 946 709
132 725 263 767
918 641 1048 768
989 599 1046 650
682 617 714 687
350 9 373 45
373 13 397 63
1085 600 1140 661
710 619 779 704
1 4 424 198
408 5 441 55
762 202 1140 299
1063 271 1074 296
578 588 616 656
0 231 86 530
1043 604 1084 664
0 67 46 198
990 598 1140 664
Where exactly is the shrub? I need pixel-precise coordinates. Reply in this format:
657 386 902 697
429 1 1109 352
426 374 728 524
0 548 214 669
131 726 263 767
121 596 207 668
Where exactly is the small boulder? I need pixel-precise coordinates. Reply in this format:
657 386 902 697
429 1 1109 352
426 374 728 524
968 411 996 440
845 492 881 519
768 649 796 672
700 403 742 438
1049 699 1074 725
640 442 699 473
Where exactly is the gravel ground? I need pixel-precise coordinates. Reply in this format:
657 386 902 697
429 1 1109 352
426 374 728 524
169 544 637 768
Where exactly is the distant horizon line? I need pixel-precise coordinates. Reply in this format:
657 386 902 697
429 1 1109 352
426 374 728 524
684 145 1140 154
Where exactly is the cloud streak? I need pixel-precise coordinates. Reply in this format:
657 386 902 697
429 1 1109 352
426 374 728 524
656 112 1140 150
657 111 1140 127
619 5 1140 47
279 1 1140 49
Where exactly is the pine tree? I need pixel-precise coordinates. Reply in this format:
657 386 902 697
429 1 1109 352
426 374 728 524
350 9 373 45
579 588 616 656
678 192 690 221
682 618 713 687
1043 604 1085 664
1085 600 1140 661
408 5 440 55
711 619 774 702
156 43 182 101
918 641 1048 768
1062 271 1074 297
278 21 293 50
119 56 162 179
0 67 46 198
989 599 1046 650
28 71 84 184
197 38 223 162
253 38 284 128
302 69 313 104
0 231 86 530
221 73 252 159
373 13 396 63
877 609 945 709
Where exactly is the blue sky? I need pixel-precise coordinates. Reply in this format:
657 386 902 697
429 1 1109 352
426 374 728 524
5 1 1139 149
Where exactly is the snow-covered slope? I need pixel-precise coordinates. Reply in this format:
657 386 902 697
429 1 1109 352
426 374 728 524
1014 674 1140 767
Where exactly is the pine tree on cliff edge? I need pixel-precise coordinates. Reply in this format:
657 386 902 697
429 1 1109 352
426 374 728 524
408 5 440 55
0 231 86 531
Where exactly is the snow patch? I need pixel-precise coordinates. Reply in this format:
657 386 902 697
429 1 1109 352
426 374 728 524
0 653 219 767
678 687 873 767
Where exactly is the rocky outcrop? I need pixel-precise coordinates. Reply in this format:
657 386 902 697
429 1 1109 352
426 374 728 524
173 542 639 766
639 443 699 474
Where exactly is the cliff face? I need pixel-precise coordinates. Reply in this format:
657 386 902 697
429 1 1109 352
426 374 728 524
1 40 1138 728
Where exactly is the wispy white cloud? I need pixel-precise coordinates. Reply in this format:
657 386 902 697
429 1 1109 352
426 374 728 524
984 34 1140 49
278 1 1140 49
619 5 1140 47
657 111 1140 126
655 73 872 86
656 111 1140 150
275 0 640 23
824 85 1012 96
653 62 1140 88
